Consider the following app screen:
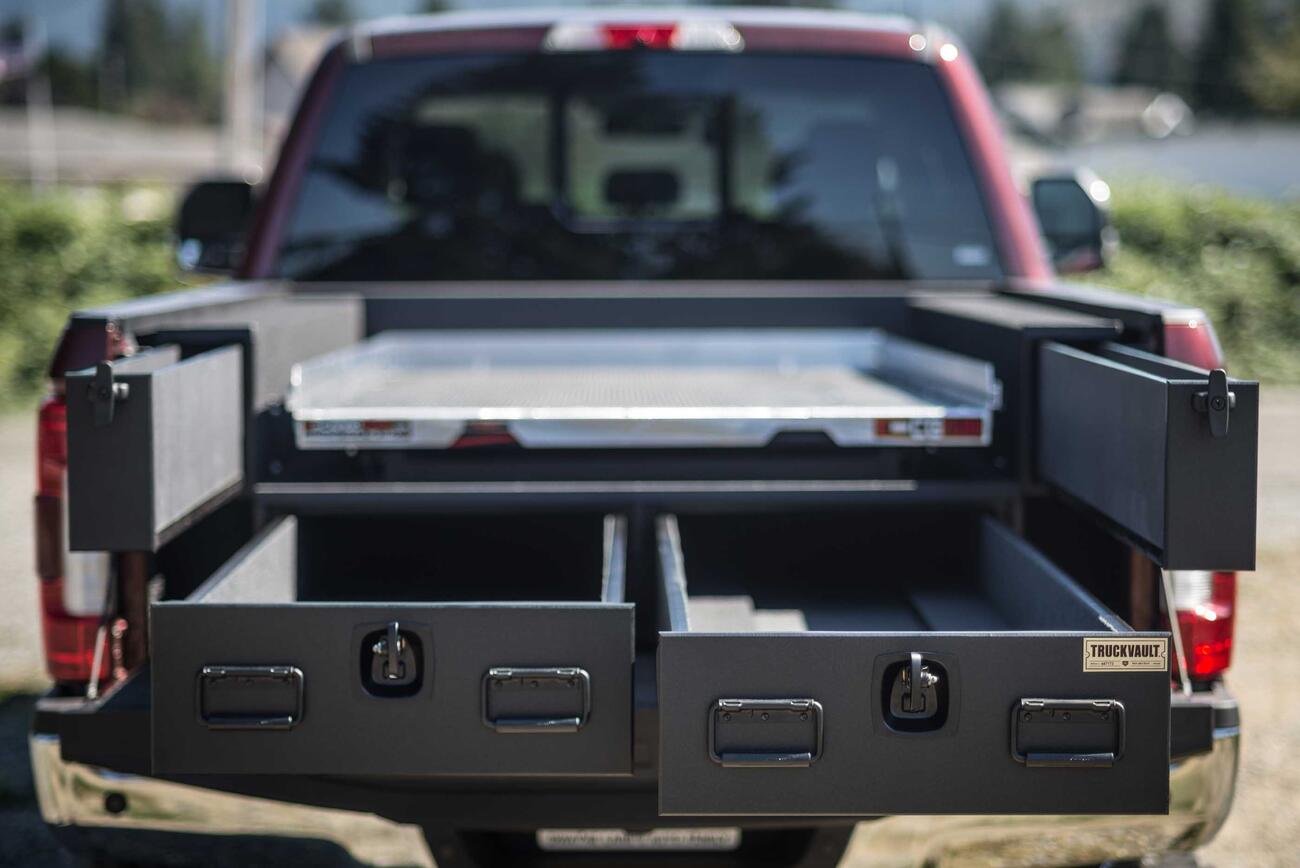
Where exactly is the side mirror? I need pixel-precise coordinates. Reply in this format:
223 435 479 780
1031 171 1116 273
176 179 256 274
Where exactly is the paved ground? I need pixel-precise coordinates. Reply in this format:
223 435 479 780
0 410 46 696
0 695 74 867
1193 388 1300 868
1012 121 1300 201
0 108 223 186
0 391 1297 867
0 408 74 865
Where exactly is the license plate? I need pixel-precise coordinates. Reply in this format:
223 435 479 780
536 828 742 852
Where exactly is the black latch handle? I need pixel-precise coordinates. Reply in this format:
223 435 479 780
899 651 940 715
907 652 923 712
386 621 401 677
1192 368 1235 438
88 361 130 428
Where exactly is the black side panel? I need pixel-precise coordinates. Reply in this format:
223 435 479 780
151 602 633 776
67 345 244 551
1037 342 1258 569
658 632 1170 815
1159 367 1260 573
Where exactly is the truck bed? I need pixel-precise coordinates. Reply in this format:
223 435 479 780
47 283 1260 823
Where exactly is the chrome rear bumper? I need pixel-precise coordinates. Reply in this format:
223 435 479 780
32 726 1238 868
842 726 1240 867
30 734 436 867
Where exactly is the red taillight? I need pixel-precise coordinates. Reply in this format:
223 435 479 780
35 389 110 684
37 394 67 498
602 24 677 49
544 20 744 52
1167 570 1236 681
40 580 107 683
1163 316 1224 370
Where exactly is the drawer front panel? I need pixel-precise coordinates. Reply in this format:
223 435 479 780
152 602 633 776
659 632 1170 816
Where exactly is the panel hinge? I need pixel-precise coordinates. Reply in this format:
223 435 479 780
1192 368 1234 438
88 362 129 427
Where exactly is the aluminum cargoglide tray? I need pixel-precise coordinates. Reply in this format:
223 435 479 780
287 329 1000 450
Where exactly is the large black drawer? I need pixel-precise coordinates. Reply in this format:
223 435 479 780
656 511 1171 816
151 513 633 776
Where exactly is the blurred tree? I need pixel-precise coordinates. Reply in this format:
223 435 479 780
0 15 23 106
101 0 219 123
1 15 22 45
163 8 220 123
1114 3 1187 93
311 0 355 26
1243 11 1300 117
40 50 100 108
1032 12 1081 85
101 0 168 111
0 12 99 110
977 1 1032 84
978 2 1079 85
1192 0 1259 113
420 0 451 11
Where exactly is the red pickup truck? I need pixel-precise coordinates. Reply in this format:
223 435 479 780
32 9 1247 868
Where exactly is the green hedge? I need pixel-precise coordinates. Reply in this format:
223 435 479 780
0 186 189 406
0 181 1297 410
1098 182 1300 382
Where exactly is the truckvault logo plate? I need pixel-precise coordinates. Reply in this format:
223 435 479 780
1083 637 1168 672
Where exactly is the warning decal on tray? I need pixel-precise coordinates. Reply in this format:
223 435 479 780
1083 637 1168 672
301 419 412 443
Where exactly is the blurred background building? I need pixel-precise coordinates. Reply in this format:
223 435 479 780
1 0 1299 196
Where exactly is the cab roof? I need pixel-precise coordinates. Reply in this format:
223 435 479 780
357 6 918 40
